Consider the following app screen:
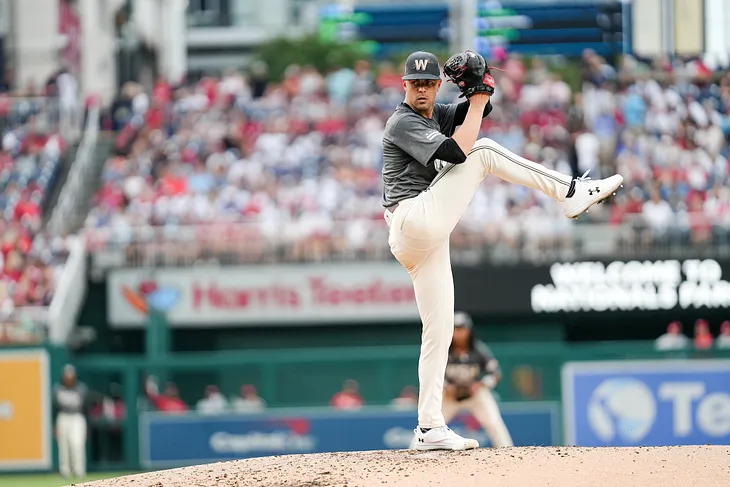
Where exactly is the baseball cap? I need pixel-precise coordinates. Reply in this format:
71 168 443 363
402 51 442 80
454 311 473 329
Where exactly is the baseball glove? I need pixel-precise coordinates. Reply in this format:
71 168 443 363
443 50 496 99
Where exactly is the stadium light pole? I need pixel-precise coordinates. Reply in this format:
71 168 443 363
449 0 477 53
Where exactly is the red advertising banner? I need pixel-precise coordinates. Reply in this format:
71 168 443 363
108 263 418 327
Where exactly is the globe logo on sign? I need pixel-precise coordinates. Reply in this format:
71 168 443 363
587 377 656 443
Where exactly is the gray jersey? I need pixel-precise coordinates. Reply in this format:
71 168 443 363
53 383 87 415
381 102 460 207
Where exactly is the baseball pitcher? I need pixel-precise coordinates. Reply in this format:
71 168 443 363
382 50 623 450
443 312 513 447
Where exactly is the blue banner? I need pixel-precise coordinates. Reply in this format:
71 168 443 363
562 359 730 447
140 403 558 468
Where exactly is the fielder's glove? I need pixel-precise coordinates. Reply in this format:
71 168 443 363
443 50 496 99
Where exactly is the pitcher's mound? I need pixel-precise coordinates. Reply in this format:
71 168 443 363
72 445 729 487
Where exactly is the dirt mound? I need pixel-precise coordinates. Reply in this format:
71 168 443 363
71 445 729 487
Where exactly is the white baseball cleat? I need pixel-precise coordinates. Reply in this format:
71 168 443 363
561 171 624 219
409 425 479 451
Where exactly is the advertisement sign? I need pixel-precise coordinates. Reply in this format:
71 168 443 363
562 359 730 447
0 349 51 471
140 403 558 468
530 259 730 314
108 263 418 327
107 258 730 326
454 258 730 316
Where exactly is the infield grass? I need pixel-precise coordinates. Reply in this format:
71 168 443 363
0 471 139 487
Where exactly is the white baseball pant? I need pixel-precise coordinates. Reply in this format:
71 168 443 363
443 387 514 447
383 137 571 429
56 412 87 478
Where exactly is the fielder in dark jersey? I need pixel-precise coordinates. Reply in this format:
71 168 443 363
54 364 89 478
446 339 499 402
443 311 514 447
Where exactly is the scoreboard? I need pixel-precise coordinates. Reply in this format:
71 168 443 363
318 0 726 65
475 1 625 58
319 1 625 59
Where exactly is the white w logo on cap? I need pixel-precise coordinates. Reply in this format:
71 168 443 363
414 59 429 71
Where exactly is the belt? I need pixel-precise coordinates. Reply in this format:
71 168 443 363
386 203 399 213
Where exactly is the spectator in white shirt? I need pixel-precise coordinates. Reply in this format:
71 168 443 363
231 385 267 413
57 68 79 138
574 127 601 177
642 188 675 238
655 321 690 351
196 385 229 415
716 321 730 349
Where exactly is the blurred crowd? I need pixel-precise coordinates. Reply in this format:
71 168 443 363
3 49 730 336
82 50 730 265
655 318 730 351
85 61 395 264
462 51 730 254
137 377 417 416
0 94 72 343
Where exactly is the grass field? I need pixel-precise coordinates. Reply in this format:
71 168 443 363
0 472 139 487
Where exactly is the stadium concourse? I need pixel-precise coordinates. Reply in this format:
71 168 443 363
82 53 730 268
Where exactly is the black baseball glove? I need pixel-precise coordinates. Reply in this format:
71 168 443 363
455 385 473 401
443 50 496 99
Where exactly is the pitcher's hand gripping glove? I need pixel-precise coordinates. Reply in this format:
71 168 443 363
443 50 496 98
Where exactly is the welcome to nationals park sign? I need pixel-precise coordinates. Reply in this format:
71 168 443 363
107 262 419 328
452 258 730 316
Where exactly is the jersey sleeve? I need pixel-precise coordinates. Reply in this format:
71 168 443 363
434 103 460 136
475 341 501 381
390 114 449 166
452 101 494 128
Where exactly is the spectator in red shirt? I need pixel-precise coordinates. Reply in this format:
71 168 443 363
145 377 188 413
153 76 172 105
330 380 365 410
694 319 714 350
686 192 712 245
3 250 24 282
376 62 404 92
13 192 42 222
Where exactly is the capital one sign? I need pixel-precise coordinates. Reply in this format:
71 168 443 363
107 263 418 327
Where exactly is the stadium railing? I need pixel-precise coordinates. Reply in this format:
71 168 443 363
41 102 100 346
82 216 730 270
47 101 100 236
47 235 88 345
